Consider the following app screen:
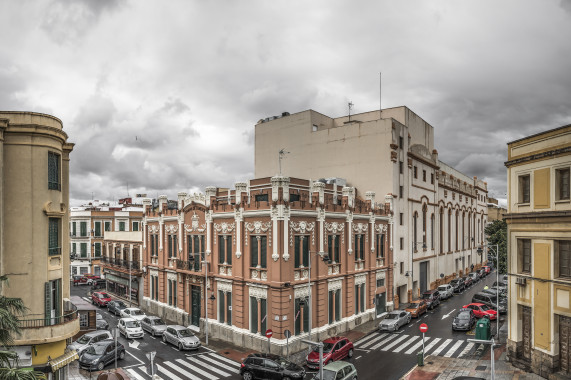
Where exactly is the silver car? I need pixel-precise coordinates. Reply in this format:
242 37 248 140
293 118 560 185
379 311 411 332
438 284 454 300
141 316 167 336
162 325 201 350
68 330 113 356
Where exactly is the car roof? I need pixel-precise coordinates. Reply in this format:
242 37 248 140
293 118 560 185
120 317 136 322
168 325 187 330
147 316 162 320
83 330 111 337
323 360 353 370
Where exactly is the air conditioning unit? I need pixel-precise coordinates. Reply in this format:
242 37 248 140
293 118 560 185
516 277 527 286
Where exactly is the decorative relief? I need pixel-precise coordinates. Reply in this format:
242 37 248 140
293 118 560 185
167 271 177 281
248 285 268 300
374 224 388 233
214 222 235 245
217 280 232 293
352 223 368 234
325 221 345 245
294 285 310 299
328 279 342 292
149 268 158 277
165 224 178 233
245 221 272 247
355 274 366 286
290 221 315 246
149 225 159 234
327 264 340 275
219 266 226 275
184 213 206 233
376 270 386 280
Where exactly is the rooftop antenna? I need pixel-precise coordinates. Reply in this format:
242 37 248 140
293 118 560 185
348 101 354 122
278 148 290 176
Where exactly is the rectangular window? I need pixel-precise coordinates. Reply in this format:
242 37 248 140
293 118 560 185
218 236 232 265
399 161 403 174
250 296 258 333
48 152 61 190
80 221 87 237
355 284 365 315
400 213 403 226
399 186 403 199
400 237 404 250
328 290 341 324
255 194 268 202
376 234 385 258
94 222 101 237
431 173 434 184
294 236 309 268
559 241 571 278
80 242 87 258
250 236 267 268
294 298 309 335
519 175 530 204
104 221 111 232
400 262 404 274
94 243 101 257
48 218 60 256
519 239 531 273
72 222 76 237
290 193 300 202
399 136 403 149
414 166 418 179
132 222 139 232
226 292 232 326
376 278 385 287
328 235 340 263
557 168 570 201
168 279 177 307
354 234 364 260
119 221 126 231
423 170 426 182
218 290 225 324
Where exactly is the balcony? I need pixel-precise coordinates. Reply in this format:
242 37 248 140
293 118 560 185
354 260 365 271
328 263 341 275
176 259 203 272
100 256 142 273
15 304 79 345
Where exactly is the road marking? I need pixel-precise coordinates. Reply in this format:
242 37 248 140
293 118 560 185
355 333 381 346
194 354 239 374
204 353 240 373
355 356 362 360
393 336 420 353
458 342 475 358
354 348 370 352
381 334 409 351
126 368 146 380
370 333 400 350
176 358 223 379
423 337 441 354
431 338 452 356
444 340 464 357
157 364 183 380
164 361 202 380
405 337 430 355
126 351 145 365
82 297 91 302
359 333 387 349
207 353 239 366
441 309 456 320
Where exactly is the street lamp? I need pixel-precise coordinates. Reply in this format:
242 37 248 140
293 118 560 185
478 244 500 342
300 252 331 342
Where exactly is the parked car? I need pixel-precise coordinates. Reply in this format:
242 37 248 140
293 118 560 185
162 325 200 350
463 303 497 320
78 339 125 371
482 266 491 275
312 361 357 380
452 309 477 331
96 313 109 330
449 279 465 293
493 279 508 288
477 268 486 278
468 272 479 283
379 310 411 331
405 300 428 318
91 279 107 290
118 317 144 339
91 292 112 307
489 286 507 297
306 337 354 369
422 290 441 310
240 353 305 380
73 275 89 286
119 307 146 321
107 300 127 316
68 330 113 356
438 284 454 300
472 292 507 314
462 276 473 288
141 316 167 336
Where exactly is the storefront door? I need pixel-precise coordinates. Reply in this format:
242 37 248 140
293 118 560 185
191 286 201 327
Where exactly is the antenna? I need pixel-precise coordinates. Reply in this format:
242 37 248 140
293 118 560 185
278 148 290 176
348 101 354 121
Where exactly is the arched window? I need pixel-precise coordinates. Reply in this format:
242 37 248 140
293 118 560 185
455 210 459 251
462 212 466 250
439 208 444 254
413 211 418 249
422 205 427 246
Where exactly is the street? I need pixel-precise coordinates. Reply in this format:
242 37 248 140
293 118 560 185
72 271 503 380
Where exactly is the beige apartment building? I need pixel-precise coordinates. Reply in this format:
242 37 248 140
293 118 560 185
505 125 571 378
255 107 488 305
0 112 79 378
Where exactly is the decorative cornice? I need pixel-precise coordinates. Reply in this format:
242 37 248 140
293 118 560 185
290 221 315 247
248 284 268 300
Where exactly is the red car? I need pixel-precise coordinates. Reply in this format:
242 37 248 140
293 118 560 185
306 336 354 369
91 291 112 307
482 266 491 275
73 275 89 286
463 303 497 320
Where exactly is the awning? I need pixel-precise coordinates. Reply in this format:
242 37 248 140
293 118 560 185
49 349 79 371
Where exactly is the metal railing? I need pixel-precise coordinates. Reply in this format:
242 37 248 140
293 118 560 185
176 259 202 272
18 304 78 329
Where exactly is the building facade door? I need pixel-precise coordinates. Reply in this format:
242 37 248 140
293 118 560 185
560 315 571 373
522 306 532 360
419 261 428 293
375 293 386 317
191 286 201 327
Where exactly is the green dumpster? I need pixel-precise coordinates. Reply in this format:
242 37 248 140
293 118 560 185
417 351 424 366
475 317 491 340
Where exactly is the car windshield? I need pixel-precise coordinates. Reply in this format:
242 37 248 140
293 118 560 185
438 287 447 291
274 357 292 367
76 335 91 344
422 293 432 300
320 369 337 380
125 320 140 328
457 312 470 320
131 310 144 316
86 344 107 355
116 301 126 308
99 293 110 298
152 319 165 326
314 342 334 352
407 303 419 309
385 313 398 320
178 329 194 338
481 305 490 311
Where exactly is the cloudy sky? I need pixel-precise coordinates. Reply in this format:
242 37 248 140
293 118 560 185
2 0 570 206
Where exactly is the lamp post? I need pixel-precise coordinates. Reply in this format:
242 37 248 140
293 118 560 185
468 338 496 380
478 244 500 342
306 251 331 342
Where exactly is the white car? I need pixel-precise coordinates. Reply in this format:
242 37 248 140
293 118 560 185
119 307 147 321
438 284 454 300
118 317 144 339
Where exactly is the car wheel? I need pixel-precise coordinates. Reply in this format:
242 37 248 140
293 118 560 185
242 371 253 380
162 335 167 343
348 348 354 358
178 343 184 351
394 323 399 331
97 361 105 371
119 350 126 360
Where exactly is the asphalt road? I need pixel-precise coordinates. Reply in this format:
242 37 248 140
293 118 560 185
71 271 504 380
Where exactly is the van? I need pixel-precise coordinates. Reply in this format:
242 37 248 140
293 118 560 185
472 292 507 314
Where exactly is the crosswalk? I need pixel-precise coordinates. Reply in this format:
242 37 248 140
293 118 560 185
355 333 482 358
125 352 239 380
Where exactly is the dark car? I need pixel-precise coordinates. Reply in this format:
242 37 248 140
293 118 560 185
96 313 109 330
91 279 107 290
240 353 305 380
452 309 477 331
422 290 441 310
462 276 473 288
107 300 127 316
78 339 125 371
449 279 465 293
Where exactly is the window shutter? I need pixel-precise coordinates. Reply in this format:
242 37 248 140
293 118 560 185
294 299 301 335
173 236 178 257
226 292 232 325
226 236 232 265
45 282 51 326
335 290 341 321
360 284 365 313
328 235 333 259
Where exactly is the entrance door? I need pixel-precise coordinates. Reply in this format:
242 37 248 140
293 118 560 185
419 261 428 293
522 306 532 360
560 315 571 373
375 293 386 317
191 286 201 327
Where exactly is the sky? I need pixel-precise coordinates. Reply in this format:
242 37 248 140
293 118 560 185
2 0 571 207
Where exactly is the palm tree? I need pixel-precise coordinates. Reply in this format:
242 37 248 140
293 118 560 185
0 275 46 380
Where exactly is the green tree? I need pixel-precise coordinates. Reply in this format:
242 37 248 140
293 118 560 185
0 275 46 380
484 219 507 274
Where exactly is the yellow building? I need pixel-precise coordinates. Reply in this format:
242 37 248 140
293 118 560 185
505 124 571 378
0 112 79 378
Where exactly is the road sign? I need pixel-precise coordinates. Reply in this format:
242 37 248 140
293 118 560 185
419 323 428 333
266 329 273 338
146 351 156 361
284 329 291 339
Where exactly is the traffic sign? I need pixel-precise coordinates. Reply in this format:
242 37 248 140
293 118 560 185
284 329 291 339
266 329 273 338
419 323 428 333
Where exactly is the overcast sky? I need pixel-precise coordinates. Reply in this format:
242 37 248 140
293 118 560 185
2 0 570 206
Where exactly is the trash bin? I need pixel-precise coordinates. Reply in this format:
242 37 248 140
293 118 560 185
417 351 424 366
475 317 491 340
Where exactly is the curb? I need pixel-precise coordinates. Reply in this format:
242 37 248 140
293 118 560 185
400 363 419 379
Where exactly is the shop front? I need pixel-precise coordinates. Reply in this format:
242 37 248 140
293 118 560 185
104 270 140 305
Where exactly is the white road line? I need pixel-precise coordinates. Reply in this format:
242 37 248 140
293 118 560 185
393 336 420 353
157 364 183 380
207 353 239 365
370 333 400 350
423 337 441 355
194 354 239 374
126 368 146 380
431 338 452 356
355 356 362 360
82 297 91 302
204 353 240 373
360 333 387 349
381 334 409 351
444 340 465 357
126 351 145 365
458 342 475 358
355 333 381 346
164 361 202 380
176 358 224 379
405 337 430 355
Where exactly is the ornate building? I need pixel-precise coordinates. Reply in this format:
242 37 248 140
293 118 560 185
141 177 392 353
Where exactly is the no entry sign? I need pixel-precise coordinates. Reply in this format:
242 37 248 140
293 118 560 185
419 323 428 333
266 329 273 338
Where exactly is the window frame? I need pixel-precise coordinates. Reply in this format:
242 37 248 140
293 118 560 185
556 167 570 201
48 218 60 256
518 174 531 204
48 151 61 191
558 240 571 278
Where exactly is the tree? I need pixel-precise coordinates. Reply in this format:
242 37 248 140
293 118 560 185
484 219 507 274
0 275 46 380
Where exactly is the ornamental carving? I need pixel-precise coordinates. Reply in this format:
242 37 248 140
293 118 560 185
290 221 315 247
149 225 159 234
376 270 386 280
214 222 236 245
165 224 178 233
294 285 310 299
244 221 272 247
352 223 368 234
325 221 345 245
166 271 177 281
374 224 388 233
217 280 232 293
328 279 342 292
184 212 206 233
248 285 268 300
355 274 366 286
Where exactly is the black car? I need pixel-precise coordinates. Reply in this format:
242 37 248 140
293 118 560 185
78 339 125 371
107 300 127 316
449 279 465 293
452 309 477 331
240 353 305 380
96 313 109 330
462 276 473 288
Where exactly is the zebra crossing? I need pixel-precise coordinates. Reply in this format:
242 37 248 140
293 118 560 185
125 352 240 380
355 332 483 358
